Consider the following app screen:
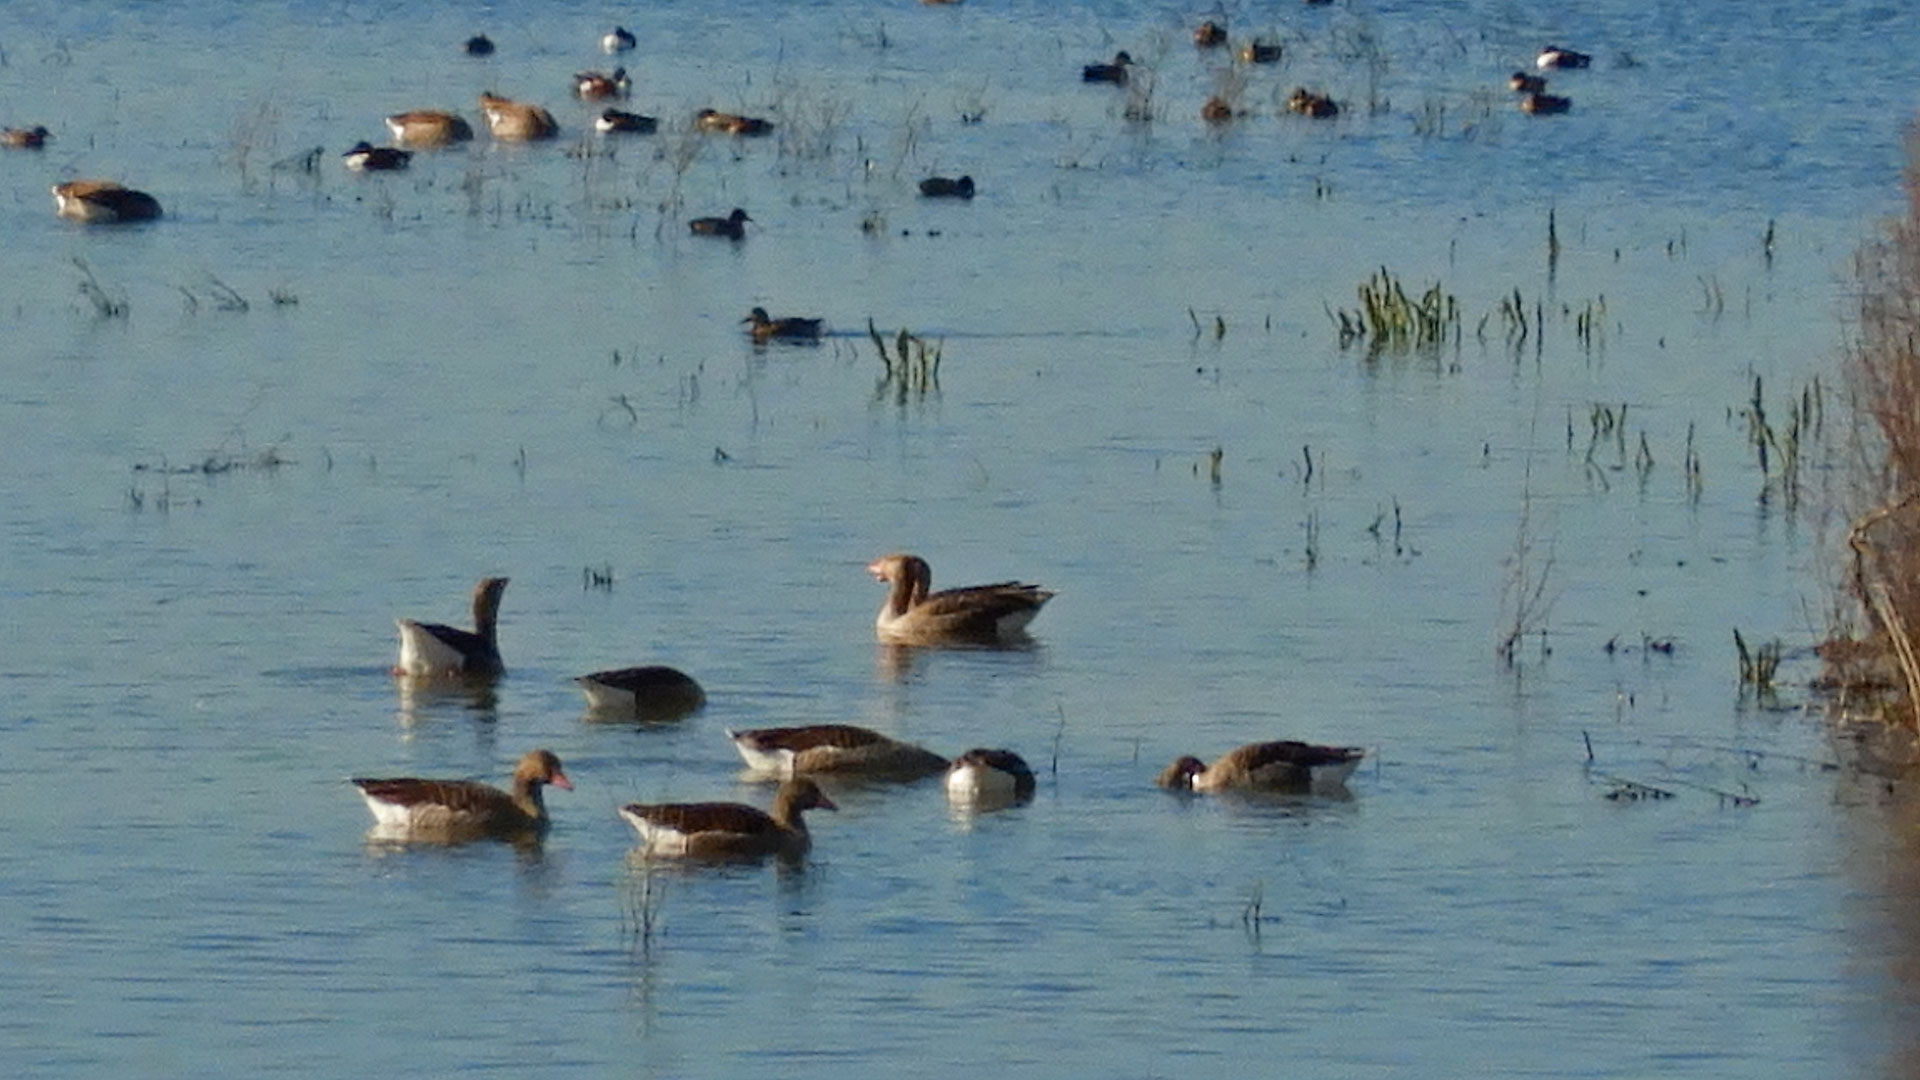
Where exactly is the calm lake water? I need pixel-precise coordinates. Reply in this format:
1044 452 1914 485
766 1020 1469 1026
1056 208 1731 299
5 0 1920 1075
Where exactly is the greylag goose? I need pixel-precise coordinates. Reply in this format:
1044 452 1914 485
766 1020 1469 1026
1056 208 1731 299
51 180 161 223
394 576 508 678
384 109 474 147
727 724 948 779
1157 740 1364 793
620 777 836 858
479 92 558 141
575 665 706 717
353 748 571 838
695 109 774 136
945 748 1037 807
867 553 1054 644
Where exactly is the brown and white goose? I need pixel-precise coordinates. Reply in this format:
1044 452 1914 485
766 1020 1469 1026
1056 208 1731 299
575 665 706 718
394 576 508 678
867 553 1054 644
353 748 572 839
1156 740 1364 793
620 777 836 858
384 109 474 147
479 92 558 141
945 748 1037 807
726 724 948 779
51 180 162 223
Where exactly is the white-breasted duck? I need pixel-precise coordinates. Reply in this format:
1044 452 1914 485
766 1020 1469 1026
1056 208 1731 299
394 576 508 678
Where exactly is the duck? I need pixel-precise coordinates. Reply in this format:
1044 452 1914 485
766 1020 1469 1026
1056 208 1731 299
695 108 774 136
479 92 559 141
1286 87 1339 118
868 552 1054 644
341 141 412 171
353 748 572 839
603 26 637 53
3 125 49 149
51 180 162 223
1081 51 1132 84
1509 71 1548 93
945 748 1037 806
1519 91 1572 115
596 108 658 134
689 207 752 239
394 576 509 679
575 665 707 717
1156 740 1364 793
1536 45 1592 70
1201 96 1235 123
463 34 495 56
384 109 474 147
743 306 823 343
727 724 949 779
1193 20 1227 48
1239 39 1282 64
574 67 630 101
918 175 975 198
620 777 836 859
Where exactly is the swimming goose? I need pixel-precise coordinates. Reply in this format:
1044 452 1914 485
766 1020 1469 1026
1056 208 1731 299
868 552 1053 644
341 141 412 171
463 34 495 56
743 306 823 342
394 576 508 678
51 180 162 223
1193 20 1227 48
596 108 658 134
695 109 774 136
603 26 637 53
384 109 474 147
1081 51 1132 84
353 748 572 838
918 175 975 198
3 125 49 149
479 92 559 141
1156 740 1364 793
1519 92 1572 115
1287 87 1339 118
727 724 949 779
1535 45 1591 70
576 665 706 716
620 777 836 858
1509 71 1547 93
574 67 630 100
1239 39 1282 64
945 748 1037 806
689 207 752 238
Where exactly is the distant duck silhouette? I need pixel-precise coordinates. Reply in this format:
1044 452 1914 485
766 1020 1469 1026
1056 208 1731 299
918 175 975 198
394 576 508 679
3 125 49 149
727 724 949 779
1193 20 1227 48
463 34 495 56
946 749 1037 808
1157 740 1364 793
574 67 630 101
689 207 752 238
385 109 473 147
1201 96 1235 123
596 108 658 134
743 306 823 343
868 552 1054 644
479 92 558 141
353 748 572 840
603 26 637 53
1509 71 1548 93
1239 39 1282 64
1519 91 1572 115
51 180 161 223
575 666 706 718
1286 87 1340 118
1082 51 1133 84
1536 45 1592 70
620 777 835 859
341 141 412 171
695 108 774 136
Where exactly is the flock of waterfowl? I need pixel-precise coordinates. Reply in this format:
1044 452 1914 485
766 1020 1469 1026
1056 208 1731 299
354 552 1364 859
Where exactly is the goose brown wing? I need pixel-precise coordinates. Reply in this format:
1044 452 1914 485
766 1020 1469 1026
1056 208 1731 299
911 583 1050 634
1231 741 1362 771
352 777 511 815
733 724 886 752
629 801 778 836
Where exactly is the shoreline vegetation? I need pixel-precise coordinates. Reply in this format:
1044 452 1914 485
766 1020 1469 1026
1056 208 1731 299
1828 131 1920 759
